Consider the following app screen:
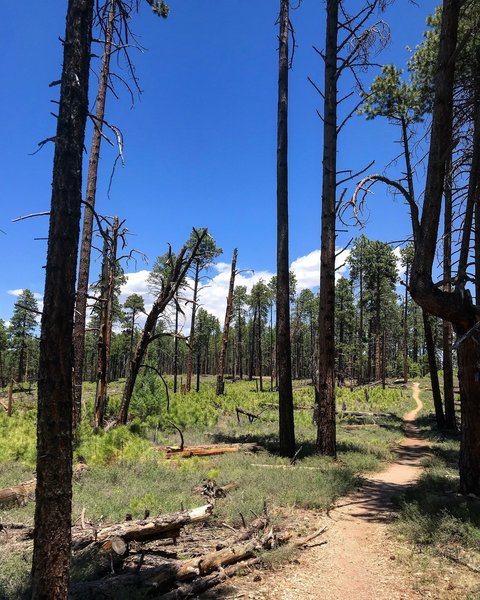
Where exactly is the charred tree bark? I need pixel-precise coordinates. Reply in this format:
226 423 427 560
315 0 338 457
31 0 94 597
248 308 256 381
423 312 445 430
73 0 116 428
216 248 237 395
443 163 456 430
95 217 119 428
186 262 200 392
276 0 295 456
173 297 179 394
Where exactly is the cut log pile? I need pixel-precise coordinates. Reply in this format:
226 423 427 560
68 502 323 600
66 481 327 599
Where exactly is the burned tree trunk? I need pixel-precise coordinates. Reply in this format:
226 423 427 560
276 0 295 456
443 164 456 430
186 262 200 392
31 0 94 597
216 248 237 395
95 217 119 427
423 311 445 429
73 0 117 428
315 0 338 457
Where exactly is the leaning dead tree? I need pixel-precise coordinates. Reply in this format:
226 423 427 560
31 0 95 597
117 229 208 425
216 248 238 396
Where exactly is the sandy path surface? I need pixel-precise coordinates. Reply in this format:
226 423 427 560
205 383 430 600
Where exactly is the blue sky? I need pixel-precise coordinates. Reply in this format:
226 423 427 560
0 0 438 324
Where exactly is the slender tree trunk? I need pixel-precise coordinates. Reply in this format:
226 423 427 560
31 0 94 596
238 310 243 380
276 0 295 456
173 298 179 393
270 304 274 391
248 309 256 381
73 0 116 428
443 162 456 429
423 311 445 429
95 218 119 428
216 248 238 395
196 350 201 392
257 306 263 392
315 0 338 456
186 262 199 392
382 329 386 389
403 262 409 383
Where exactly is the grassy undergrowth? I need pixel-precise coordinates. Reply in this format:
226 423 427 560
394 381 480 576
0 377 412 599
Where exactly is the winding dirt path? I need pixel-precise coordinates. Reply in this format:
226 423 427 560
206 383 431 600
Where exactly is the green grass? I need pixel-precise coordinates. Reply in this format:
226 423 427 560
0 377 414 599
394 381 480 573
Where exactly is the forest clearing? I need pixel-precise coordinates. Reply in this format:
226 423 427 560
1 379 480 599
1 0 480 598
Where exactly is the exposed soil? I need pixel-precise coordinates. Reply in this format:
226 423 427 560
201 383 437 600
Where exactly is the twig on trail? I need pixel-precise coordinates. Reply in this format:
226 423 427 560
293 525 328 548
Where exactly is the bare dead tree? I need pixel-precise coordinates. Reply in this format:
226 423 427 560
31 0 95 597
94 216 121 427
313 0 390 457
216 248 238 396
276 0 296 457
73 0 118 429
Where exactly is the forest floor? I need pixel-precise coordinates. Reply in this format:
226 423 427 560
201 383 478 600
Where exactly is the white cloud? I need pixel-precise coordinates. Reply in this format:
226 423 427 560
7 289 43 300
290 247 350 290
120 248 351 333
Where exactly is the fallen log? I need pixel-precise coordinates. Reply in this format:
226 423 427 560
70 525 284 598
0 479 36 507
216 515 267 550
73 535 128 580
236 407 264 423
0 463 88 508
157 558 260 600
250 463 323 471
337 410 395 418
72 504 213 551
161 443 263 458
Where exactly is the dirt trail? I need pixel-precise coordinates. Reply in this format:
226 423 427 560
206 383 430 600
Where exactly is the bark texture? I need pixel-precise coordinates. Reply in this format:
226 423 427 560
73 0 116 428
316 0 338 457
216 248 237 395
409 0 480 492
276 0 295 457
31 0 94 597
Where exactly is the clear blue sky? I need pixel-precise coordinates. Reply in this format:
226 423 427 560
0 0 438 322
